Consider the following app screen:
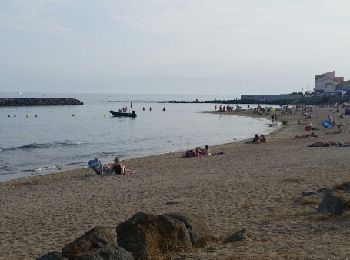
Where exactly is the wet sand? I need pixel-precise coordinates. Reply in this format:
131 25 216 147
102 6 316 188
1 106 350 259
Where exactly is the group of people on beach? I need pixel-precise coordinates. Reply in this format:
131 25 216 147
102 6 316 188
248 134 267 144
88 157 134 175
243 134 267 144
215 105 234 112
184 145 210 157
183 145 224 158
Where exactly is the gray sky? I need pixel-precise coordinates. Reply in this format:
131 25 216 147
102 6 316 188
1 0 350 95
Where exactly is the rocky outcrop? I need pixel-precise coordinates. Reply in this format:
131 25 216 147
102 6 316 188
62 227 117 259
37 251 66 260
164 213 213 247
318 194 346 215
38 212 212 260
0 98 83 107
75 246 134 260
116 212 212 260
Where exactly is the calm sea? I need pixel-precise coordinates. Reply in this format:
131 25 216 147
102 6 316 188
0 93 278 181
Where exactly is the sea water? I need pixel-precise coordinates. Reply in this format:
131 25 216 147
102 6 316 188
0 93 278 181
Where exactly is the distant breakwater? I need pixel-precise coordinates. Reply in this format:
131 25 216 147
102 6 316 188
0 98 83 107
162 96 349 105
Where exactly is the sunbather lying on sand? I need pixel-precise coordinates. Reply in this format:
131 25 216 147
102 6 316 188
308 141 335 147
184 145 224 158
308 141 350 147
295 132 318 139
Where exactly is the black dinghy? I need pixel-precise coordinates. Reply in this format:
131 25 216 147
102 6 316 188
109 110 137 118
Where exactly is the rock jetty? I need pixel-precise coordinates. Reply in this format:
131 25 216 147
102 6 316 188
0 98 83 107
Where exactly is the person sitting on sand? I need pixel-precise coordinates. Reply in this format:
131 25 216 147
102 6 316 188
184 145 212 157
109 157 125 175
260 135 267 143
253 134 260 143
195 146 208 156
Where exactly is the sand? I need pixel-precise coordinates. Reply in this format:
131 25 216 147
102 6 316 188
1 106 350 259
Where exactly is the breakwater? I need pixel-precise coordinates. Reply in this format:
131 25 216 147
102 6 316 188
0 98 83 107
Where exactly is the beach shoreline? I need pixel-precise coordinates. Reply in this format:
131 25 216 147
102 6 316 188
2 106 350 259
0 112 278 184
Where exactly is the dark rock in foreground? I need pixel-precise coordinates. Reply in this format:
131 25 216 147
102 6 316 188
37 251 66 260
164 213 213 247
62 226 117 258
116 212 212 260
224 228 250 243
0 98 83 107
318 194 346 215
77 246 134 260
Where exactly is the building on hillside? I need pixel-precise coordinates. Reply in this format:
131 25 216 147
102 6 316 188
241 94 301 103
314 71 344 93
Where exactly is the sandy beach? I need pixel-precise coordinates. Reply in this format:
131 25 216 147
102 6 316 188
1 106 350 259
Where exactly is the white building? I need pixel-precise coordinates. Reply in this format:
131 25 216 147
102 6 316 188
337 80 350 93
315 71 344 93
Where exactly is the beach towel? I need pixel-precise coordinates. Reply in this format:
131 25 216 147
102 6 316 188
88 158 103 175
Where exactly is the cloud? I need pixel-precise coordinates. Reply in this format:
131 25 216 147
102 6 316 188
110 0 350 35
0 0 75 34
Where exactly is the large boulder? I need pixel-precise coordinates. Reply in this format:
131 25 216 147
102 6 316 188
318 194 345 215
116 212 193 260
164 213 213 247
37 251 66 260
76 246 134 260
62 227 117 258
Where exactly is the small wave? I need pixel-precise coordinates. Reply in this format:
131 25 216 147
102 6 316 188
0 165 10 171
98 151 119 156
22 165 60 173
65 161 85 166
0 140 87 152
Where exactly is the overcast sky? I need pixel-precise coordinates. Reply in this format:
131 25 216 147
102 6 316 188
1 0 350 95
